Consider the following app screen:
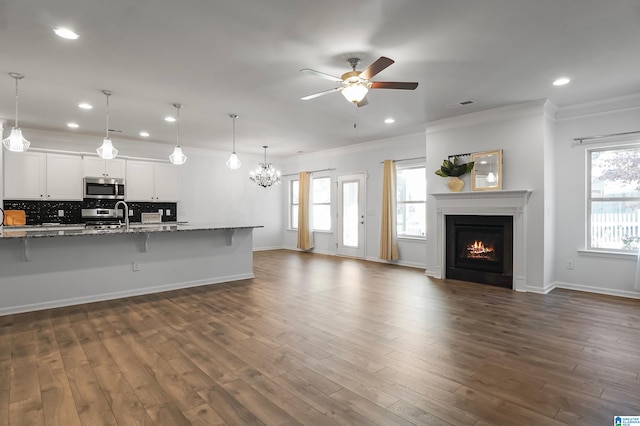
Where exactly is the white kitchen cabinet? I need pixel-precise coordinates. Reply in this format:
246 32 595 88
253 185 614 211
3 151 82 200
126 160 180 202
82 157 126 178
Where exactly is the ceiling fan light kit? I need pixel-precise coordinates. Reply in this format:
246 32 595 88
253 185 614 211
300 56 418 107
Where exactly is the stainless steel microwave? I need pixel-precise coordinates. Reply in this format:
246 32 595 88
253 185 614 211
83 177 125 199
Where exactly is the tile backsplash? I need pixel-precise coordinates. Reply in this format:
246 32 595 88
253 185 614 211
3 200 178 225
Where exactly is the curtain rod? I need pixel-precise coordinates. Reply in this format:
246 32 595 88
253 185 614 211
379 156 426 164
281 167 335 177
573 130 640 144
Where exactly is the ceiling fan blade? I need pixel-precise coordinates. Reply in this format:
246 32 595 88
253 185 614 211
370 81 419 90
359 56 394 80
300 68 343 82
356 97 369 108
300 87 343 101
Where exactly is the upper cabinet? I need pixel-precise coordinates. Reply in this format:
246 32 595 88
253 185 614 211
4 151 82 200
125 160 180 202
82 157 126 179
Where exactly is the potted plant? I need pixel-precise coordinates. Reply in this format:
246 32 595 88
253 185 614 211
435 156 474 192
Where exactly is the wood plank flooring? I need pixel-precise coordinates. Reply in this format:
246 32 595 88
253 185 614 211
1 249 640 425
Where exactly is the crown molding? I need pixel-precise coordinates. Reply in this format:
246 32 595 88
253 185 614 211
426 100 547 134
555 92 640 121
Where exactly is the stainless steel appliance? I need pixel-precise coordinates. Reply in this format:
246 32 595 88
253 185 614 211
81 208 124 229
83 177 125 200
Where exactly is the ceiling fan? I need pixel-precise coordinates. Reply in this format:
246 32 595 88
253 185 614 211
300 56 418 107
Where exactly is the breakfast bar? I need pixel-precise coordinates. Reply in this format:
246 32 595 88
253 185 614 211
0 223 262 315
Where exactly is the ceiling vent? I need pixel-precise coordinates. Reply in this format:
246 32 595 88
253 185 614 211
446 100 476 108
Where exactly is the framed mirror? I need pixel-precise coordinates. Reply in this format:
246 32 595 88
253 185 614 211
471 150 502 191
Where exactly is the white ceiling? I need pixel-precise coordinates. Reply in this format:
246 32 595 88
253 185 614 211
1 0 640 157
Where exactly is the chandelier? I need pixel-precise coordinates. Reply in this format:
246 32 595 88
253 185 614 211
249 146 281 188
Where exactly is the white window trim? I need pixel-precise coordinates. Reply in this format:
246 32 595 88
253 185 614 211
289 178 299 231
311 175 332 232
396 164 427 239
586 143 640 253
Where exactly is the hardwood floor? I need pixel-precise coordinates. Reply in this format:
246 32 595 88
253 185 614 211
1 249 640 425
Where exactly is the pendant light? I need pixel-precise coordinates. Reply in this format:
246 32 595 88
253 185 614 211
96 90 118 159
226 113 241 169
249 146 281 188
2 73 30 152
169 103 187 165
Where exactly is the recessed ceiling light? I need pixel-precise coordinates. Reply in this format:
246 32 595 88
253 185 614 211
164 116 176 122
553 77 571 86
78 102 92 110
54 27 79 40
384 118 395 124
139 131 150 137
67 122 79 128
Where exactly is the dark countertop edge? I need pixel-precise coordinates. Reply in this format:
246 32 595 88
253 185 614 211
0 224 264 239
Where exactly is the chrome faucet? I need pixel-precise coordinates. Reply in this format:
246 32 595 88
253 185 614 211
114 201 130 229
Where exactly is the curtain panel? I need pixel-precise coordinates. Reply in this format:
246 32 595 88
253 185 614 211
297 171 314 251
380 160 399 260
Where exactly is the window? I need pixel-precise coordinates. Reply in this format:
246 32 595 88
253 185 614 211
312 177 332 231
397 166 426 237
289 176 332 231
290 179 299 229
588 144 640 251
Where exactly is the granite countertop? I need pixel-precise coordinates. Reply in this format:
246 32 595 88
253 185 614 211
0 222 263 239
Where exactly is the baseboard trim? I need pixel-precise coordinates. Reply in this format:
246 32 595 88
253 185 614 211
552 281 640 299
0 273 255 316
365 256 426 270
253 246 284 252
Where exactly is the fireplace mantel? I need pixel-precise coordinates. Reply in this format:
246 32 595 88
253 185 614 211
429 190 532 291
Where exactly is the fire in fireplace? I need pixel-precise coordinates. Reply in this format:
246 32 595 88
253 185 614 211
465 240 497 261
446 215 513 288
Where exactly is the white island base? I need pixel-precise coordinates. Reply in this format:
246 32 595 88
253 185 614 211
0 226 257 315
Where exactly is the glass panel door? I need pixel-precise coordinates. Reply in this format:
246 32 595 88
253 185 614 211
337 174 366 258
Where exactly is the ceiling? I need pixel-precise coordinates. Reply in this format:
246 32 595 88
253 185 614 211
1 0 640 158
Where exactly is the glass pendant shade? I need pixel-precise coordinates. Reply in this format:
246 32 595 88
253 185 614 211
97 90 118 159
169 146 187 165
486 171 497 183
226 113 241 170
3 73 30 152
97 137 118 160
341 83 368 103
3 128 30 152
169 103 187 165
249 146 281 188
226 152 241 169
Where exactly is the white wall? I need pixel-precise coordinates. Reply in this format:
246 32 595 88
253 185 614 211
553 95 640 298
281 133 427 268
4 128 283 250
425 100 554 292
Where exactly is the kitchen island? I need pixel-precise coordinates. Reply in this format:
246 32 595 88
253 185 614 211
0 223 262 315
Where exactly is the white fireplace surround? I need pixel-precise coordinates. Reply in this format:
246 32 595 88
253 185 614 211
429 190 532 291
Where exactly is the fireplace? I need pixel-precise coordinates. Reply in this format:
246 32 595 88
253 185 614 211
429 190 530 291
446 215 513 288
